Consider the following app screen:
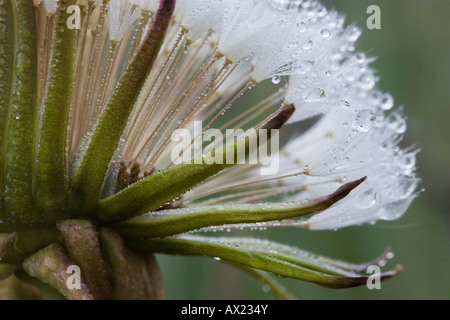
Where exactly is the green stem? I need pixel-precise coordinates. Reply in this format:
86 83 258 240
3 0 38 224
35 0 76 215
72 0 176 210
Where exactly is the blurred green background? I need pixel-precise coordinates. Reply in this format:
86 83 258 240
156 0 450 299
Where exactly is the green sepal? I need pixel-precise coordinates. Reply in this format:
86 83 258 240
3 0 38 223
35 0 76 215
0 0 15 216
128 235 401 289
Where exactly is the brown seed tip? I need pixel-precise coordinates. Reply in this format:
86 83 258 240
261 104 296 130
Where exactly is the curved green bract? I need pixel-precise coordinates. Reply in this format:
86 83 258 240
3 0 38 223
0 0 15 218
116 177 365 238
127 234 400 289
35 1 76 215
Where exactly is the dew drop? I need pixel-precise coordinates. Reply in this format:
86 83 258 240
380 93 394 110
302 40 313 51
386 112 406 133
403 153 416 171
271 75 281 84
355 52 365 63
262 284 271 293
305 88 325 101
213 257 221 261
356 189 378 209
15 116 20 120
354 109 376 132
359 73 375 90
348 26 361 41
320 28 331 38
297 21 307 32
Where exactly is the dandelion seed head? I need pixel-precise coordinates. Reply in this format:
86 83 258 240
62 0 418 230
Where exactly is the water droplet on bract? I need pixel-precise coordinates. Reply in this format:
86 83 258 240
342 122 348 127
15 116 20 120
354 109 376 132
213 257 221 261
320 28 331 38
271 75 281 84
386 252 395 259
325 70 331 77
262 284 271 293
